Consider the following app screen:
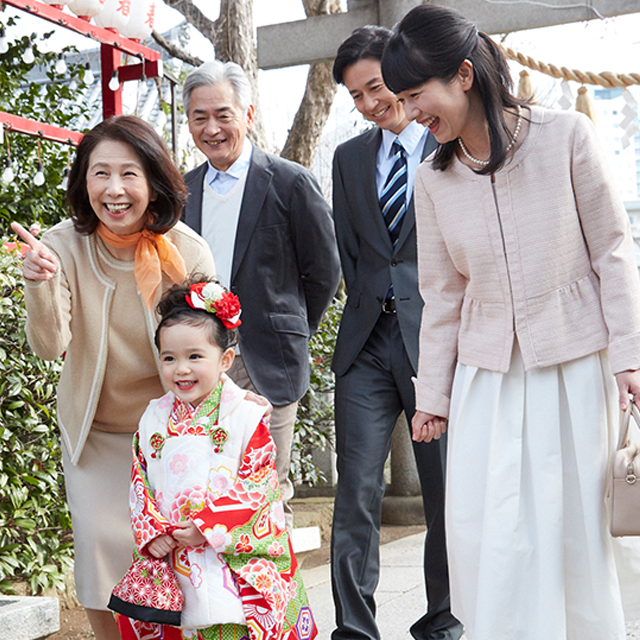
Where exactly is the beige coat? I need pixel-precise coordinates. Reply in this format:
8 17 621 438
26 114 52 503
24 219 215 464
414 105 640 417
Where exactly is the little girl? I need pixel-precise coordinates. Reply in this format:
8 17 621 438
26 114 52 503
111 277 317 640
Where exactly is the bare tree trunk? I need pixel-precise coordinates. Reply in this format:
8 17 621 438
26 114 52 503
215 0 269 150
281 0 341 168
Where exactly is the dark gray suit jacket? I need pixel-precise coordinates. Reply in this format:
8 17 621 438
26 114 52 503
331 126 437 377
183 146 341 405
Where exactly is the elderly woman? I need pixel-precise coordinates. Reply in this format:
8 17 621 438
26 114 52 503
12 116 216 640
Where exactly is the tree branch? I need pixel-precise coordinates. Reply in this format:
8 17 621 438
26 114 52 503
151 29 203 68
159 0 218 39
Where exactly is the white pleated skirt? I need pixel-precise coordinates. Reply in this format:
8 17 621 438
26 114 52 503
446 342 640 640
62 429 135 610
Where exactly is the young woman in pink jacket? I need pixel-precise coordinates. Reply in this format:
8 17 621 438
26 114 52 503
382 6 640 639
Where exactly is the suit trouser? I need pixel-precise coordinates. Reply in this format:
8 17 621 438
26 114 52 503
331 313 462 640
227 355 297 532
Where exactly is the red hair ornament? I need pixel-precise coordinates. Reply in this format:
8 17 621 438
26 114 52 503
185 282 242 329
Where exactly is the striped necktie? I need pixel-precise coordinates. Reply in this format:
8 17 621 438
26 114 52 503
379 140 408 247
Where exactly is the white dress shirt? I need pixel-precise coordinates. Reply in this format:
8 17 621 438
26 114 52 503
376 121 429 203
206 139 253 196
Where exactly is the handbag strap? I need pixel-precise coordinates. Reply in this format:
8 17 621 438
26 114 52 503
616 401 640 451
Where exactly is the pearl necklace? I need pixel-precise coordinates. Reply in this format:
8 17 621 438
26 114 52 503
457 105 523 167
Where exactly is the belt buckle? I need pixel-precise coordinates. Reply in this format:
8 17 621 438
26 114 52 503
381 297 396 314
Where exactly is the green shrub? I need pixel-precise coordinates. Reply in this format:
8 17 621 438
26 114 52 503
0 245 70 594
0 13 90 593
291 295 344 486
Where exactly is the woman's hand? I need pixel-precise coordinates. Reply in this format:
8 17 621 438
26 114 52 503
218 374 272 427
615 370 640 410
245 391 273 428
172 520 206 548
411 410 447 442
10 221 58 281
147 533 177 559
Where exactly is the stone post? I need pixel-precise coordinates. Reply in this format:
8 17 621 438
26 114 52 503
381 414 426 525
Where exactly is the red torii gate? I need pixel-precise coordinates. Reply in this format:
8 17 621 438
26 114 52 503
0 0 162 146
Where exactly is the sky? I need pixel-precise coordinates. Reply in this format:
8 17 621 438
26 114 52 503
503 11 640 108
2 1 640 150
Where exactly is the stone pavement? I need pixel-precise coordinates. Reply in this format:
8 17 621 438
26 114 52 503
301 532 429 640
300 532 640 640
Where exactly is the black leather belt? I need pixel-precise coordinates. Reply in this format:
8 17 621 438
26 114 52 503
381 297 396 314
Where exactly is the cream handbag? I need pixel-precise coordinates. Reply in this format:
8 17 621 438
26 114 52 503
609 403 640 537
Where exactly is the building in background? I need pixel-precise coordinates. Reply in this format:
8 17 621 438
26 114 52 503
592 86 639 201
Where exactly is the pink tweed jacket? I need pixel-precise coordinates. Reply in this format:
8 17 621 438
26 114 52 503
414 105 640 418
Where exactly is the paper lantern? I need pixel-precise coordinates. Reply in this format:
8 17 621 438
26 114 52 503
68 0 105 19
94 0 132 33
41 0 71 6
120 0 156 41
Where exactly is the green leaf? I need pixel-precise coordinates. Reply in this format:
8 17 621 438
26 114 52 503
21 476 42 487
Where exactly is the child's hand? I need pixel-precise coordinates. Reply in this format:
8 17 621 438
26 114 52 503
172 520 206 547
147 534 177 559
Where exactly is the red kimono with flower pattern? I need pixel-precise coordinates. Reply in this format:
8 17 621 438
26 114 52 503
119 381 316 640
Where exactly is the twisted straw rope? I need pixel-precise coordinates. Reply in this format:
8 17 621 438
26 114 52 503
499 44 640 89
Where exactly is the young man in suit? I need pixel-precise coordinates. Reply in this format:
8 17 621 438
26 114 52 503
182 60 341 530
330 27 463 640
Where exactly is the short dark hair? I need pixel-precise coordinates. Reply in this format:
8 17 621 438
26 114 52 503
67 115 187 235
155 274 239 353
381 5 525 174
332 25 392 85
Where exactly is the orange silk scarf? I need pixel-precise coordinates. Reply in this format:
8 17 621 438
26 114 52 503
96 223 187 311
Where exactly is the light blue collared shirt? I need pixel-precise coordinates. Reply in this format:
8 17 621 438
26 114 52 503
376 121 429 203
205 139 253 196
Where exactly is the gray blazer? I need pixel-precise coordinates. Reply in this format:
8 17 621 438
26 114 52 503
413 106 640 417
183 145 341 405
331 126 436 377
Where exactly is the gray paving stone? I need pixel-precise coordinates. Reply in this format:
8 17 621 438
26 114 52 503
301 532 640 640
0 596 59 640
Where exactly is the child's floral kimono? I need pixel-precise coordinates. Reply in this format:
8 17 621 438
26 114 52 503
114 377 316 640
